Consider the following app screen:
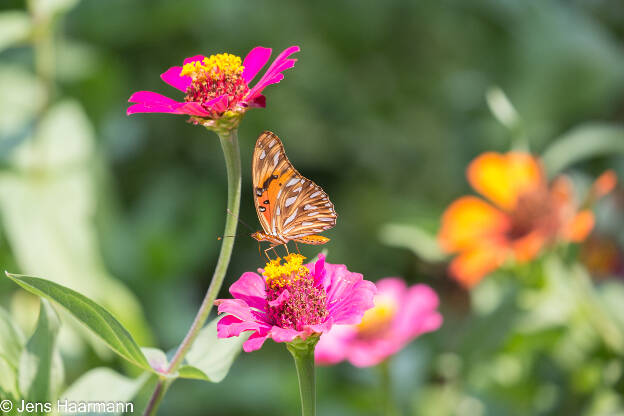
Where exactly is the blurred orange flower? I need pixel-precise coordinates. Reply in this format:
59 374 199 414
438 152 613 288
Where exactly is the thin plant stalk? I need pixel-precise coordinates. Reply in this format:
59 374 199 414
287 337 319 416
380 359 399 416
143 129 242 416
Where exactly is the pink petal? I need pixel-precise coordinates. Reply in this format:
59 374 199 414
128 91 180 105
270 326 302 343
375 277 407 301
305 320 333 335
216 315 260 338
126 91 209 117
229 272 267 310
161 66 191 92
311 254 330 290
245 45 300 101
314 325 355 365
247 94 266 108
243 331 270 352
393 284 442 341
242 47 272 84
178 102 211 117
215 299 255 321
268 289 290 308
347 340 395 367
183 55 205 65
127 103 184 115
202 94 228 113
329 280 377 325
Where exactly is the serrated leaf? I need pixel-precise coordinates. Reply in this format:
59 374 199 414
18 299 63 403
5 273 152 372
177 317 248 383
542 123 624 178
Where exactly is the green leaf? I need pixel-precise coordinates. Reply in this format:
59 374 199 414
140 348 168 374
486 86 520 130
0 355 20 400
5 273 152 372
18 299 63 403
0 100 153 356
379 223 446 262
60 368 150 409
0 12 31 53
177 317 248 382
29 0 79 18
0 306 25 369
60 368 156 416
542 123 624 178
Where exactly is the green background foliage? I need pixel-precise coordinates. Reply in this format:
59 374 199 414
1 0 623 415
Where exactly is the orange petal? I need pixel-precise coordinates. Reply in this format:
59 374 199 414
512 231 546 262
468 152 544 210
438 196 509 253
549 176 574 206
562 210 595 242
592 170 618 200
448 244 508 288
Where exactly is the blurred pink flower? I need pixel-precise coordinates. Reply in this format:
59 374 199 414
127 46 299 122
315 278 442 367
215 254 376 352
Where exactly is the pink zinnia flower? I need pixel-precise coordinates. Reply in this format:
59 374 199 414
315 278 442 367
127 46 299 128
215 254 376 352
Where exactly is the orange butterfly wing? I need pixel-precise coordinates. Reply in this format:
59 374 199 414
252 131 337 244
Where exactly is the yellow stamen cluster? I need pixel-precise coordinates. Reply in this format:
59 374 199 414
263 254 309 287
357 296 397 334
181 53 244 80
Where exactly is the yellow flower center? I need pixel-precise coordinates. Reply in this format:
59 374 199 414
357 296 397 335
263 254 309 287
181 53 244 80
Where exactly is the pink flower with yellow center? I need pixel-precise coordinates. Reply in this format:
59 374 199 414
215 254 376 352
438 152 616 287
314 278 442 367
127 46 299 129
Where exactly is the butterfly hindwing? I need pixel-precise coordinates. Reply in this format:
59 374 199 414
252 131 337 244
275 177 336 241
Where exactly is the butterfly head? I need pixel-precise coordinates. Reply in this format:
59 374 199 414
250 232 266 242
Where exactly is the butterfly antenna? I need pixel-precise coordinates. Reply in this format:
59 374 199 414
226 209 255 231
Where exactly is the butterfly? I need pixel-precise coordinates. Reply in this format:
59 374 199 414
251 131 337 252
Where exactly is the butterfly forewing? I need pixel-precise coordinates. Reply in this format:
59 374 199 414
252 131 337 244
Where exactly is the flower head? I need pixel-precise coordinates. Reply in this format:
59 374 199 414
215 254 376 352
127 46 299 131
314 278 442 367
581 235 623 279
438 152 615 287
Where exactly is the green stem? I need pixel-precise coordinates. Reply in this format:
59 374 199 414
143 129 241 416
380 359 399 416
287 337 319 416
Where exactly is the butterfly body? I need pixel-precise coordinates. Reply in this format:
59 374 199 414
251 131 337 249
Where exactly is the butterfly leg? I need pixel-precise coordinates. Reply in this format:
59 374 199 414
264 246 275 261
285 244 290 255
271 246 280 259
294 242 300 254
